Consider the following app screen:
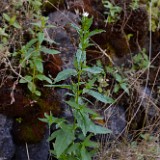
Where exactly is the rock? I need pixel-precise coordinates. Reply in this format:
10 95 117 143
0 114 15 160
104 105 126 137
46 10 79 70
13 129 49 160
137 86 158 118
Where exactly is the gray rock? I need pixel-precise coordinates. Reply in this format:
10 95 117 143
46 10 79 70
104 105 126 136
0 114 15 160
13 129 49 160
136 86 158 117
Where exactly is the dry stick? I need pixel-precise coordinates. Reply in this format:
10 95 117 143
5 57 36 105
5 57 23 103
6 57 33 84
25 142 30 160
90 39 114 65
10 80 18 104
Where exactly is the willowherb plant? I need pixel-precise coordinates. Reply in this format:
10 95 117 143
1 0 60 96
41 12 113 160
15 17 60 96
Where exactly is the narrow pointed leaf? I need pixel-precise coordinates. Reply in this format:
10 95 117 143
83 66 104 74
83 89 114 104
41 46 60 54
54 69 77 83
89 123 112 134
54 130 75 158
89 29 105 37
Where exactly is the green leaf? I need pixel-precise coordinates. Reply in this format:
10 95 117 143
54 69 77 83
83 107 98 117
41 46 60 54
76 49 83 68
44 38 56 44
13 21 21 29
66 100 80 109
33 0 42 6
85 77 96 89
54 129 75 158
74 111 91 136
106 66 114 74
39 117 48 124
82 134 97 147
48 129 61 141
83 66 104 74
89 29 105 37
83 89 114 104
38 32 44 44
34 59 43 73
113 84 120 93
114 73 122 82
67 142 80 154
70 23 80 33
35 74 52 84
81 146 91 160
84 140 99 148
25 39 37 49
31 21 42 28
9 16 16 25
82 17 93 31
89 123 112 134
120 83 129 95
35 90 41 96
45 84 72 90
40 113 64 129
0 28 8 37
3 13 10 22
19 75 32 83
27 82 36 93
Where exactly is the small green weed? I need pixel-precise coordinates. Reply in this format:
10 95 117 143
102 0 122 23
147 0 160 31
130 0 140 10
106 66 129 95
132 49 150 71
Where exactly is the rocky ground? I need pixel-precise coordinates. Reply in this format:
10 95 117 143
0 0 160 159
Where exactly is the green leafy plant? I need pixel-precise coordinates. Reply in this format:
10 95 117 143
3 13 21 29
102 0 122 23
41 12 113 160
2 1 60 96
147 0 160 31
130 0 140 10
17 21 60 96
106 66 129 95
132 49 150 71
